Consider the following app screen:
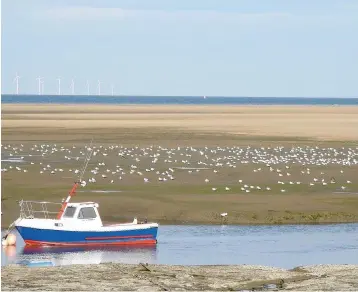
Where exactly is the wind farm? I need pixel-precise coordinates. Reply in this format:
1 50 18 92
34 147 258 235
56 77 61 95
9 73 116 96
70 78 75 95
86 80 90 95
97 79 102 96
13 73 21 94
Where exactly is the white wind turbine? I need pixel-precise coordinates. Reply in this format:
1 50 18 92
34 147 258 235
111 84 114 96
13 73 20 94
97 80 101 96
86 80 90 95
56 77 61 95
70 78 75 95
36 77 44 95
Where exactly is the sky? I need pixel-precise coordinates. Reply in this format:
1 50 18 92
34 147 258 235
1 0 358 97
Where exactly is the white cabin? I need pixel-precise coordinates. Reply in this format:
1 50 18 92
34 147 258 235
60 202 103 228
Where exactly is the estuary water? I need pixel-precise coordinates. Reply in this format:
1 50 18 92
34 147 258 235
2 224 358 268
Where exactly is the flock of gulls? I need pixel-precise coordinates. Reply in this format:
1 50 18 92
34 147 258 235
1 144 357 194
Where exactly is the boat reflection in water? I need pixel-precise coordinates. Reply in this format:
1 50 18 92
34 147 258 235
18 244 157 266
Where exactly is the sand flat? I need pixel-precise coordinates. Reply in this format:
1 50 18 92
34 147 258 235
2 104 358 140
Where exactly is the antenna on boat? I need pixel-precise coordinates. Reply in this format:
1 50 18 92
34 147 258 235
56 139 94 219
79 138 94 183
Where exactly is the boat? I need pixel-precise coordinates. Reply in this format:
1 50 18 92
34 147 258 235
4 143 159 247
13 197 158 247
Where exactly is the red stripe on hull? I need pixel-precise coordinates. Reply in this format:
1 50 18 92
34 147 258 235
23 245 156 254
85 235 153 240
25 239 157 247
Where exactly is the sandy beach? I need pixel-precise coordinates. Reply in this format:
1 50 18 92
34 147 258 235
2 263 358 291
1 104 358 227
2 104 358 141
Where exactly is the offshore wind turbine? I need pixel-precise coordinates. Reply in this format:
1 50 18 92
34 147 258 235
97 80 101 96
56 77 61 95
13 73 20 94
111 84 114 96
70 78 75 95
36 76 43 95
86 80 90 95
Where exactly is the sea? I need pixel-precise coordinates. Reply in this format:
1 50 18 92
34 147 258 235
2 94 358 105
2 224 358 268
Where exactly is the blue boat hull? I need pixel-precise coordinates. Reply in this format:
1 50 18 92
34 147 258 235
16 226 158 246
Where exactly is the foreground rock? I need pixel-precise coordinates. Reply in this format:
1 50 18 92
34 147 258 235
2 263 358 291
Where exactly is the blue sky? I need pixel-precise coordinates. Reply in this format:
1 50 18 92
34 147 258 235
1 0 358 96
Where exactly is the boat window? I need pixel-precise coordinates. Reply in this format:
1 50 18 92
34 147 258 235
78 207 97 219
63 206 76 218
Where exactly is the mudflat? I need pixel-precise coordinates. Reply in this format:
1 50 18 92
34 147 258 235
1 104 358 227
2 263 358 291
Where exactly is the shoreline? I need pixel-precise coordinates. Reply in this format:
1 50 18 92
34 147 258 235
2 263 358 291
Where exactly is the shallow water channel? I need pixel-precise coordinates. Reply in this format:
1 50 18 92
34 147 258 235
2 224 358 268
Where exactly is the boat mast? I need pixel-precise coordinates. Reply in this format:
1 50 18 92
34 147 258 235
56 140 94 219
